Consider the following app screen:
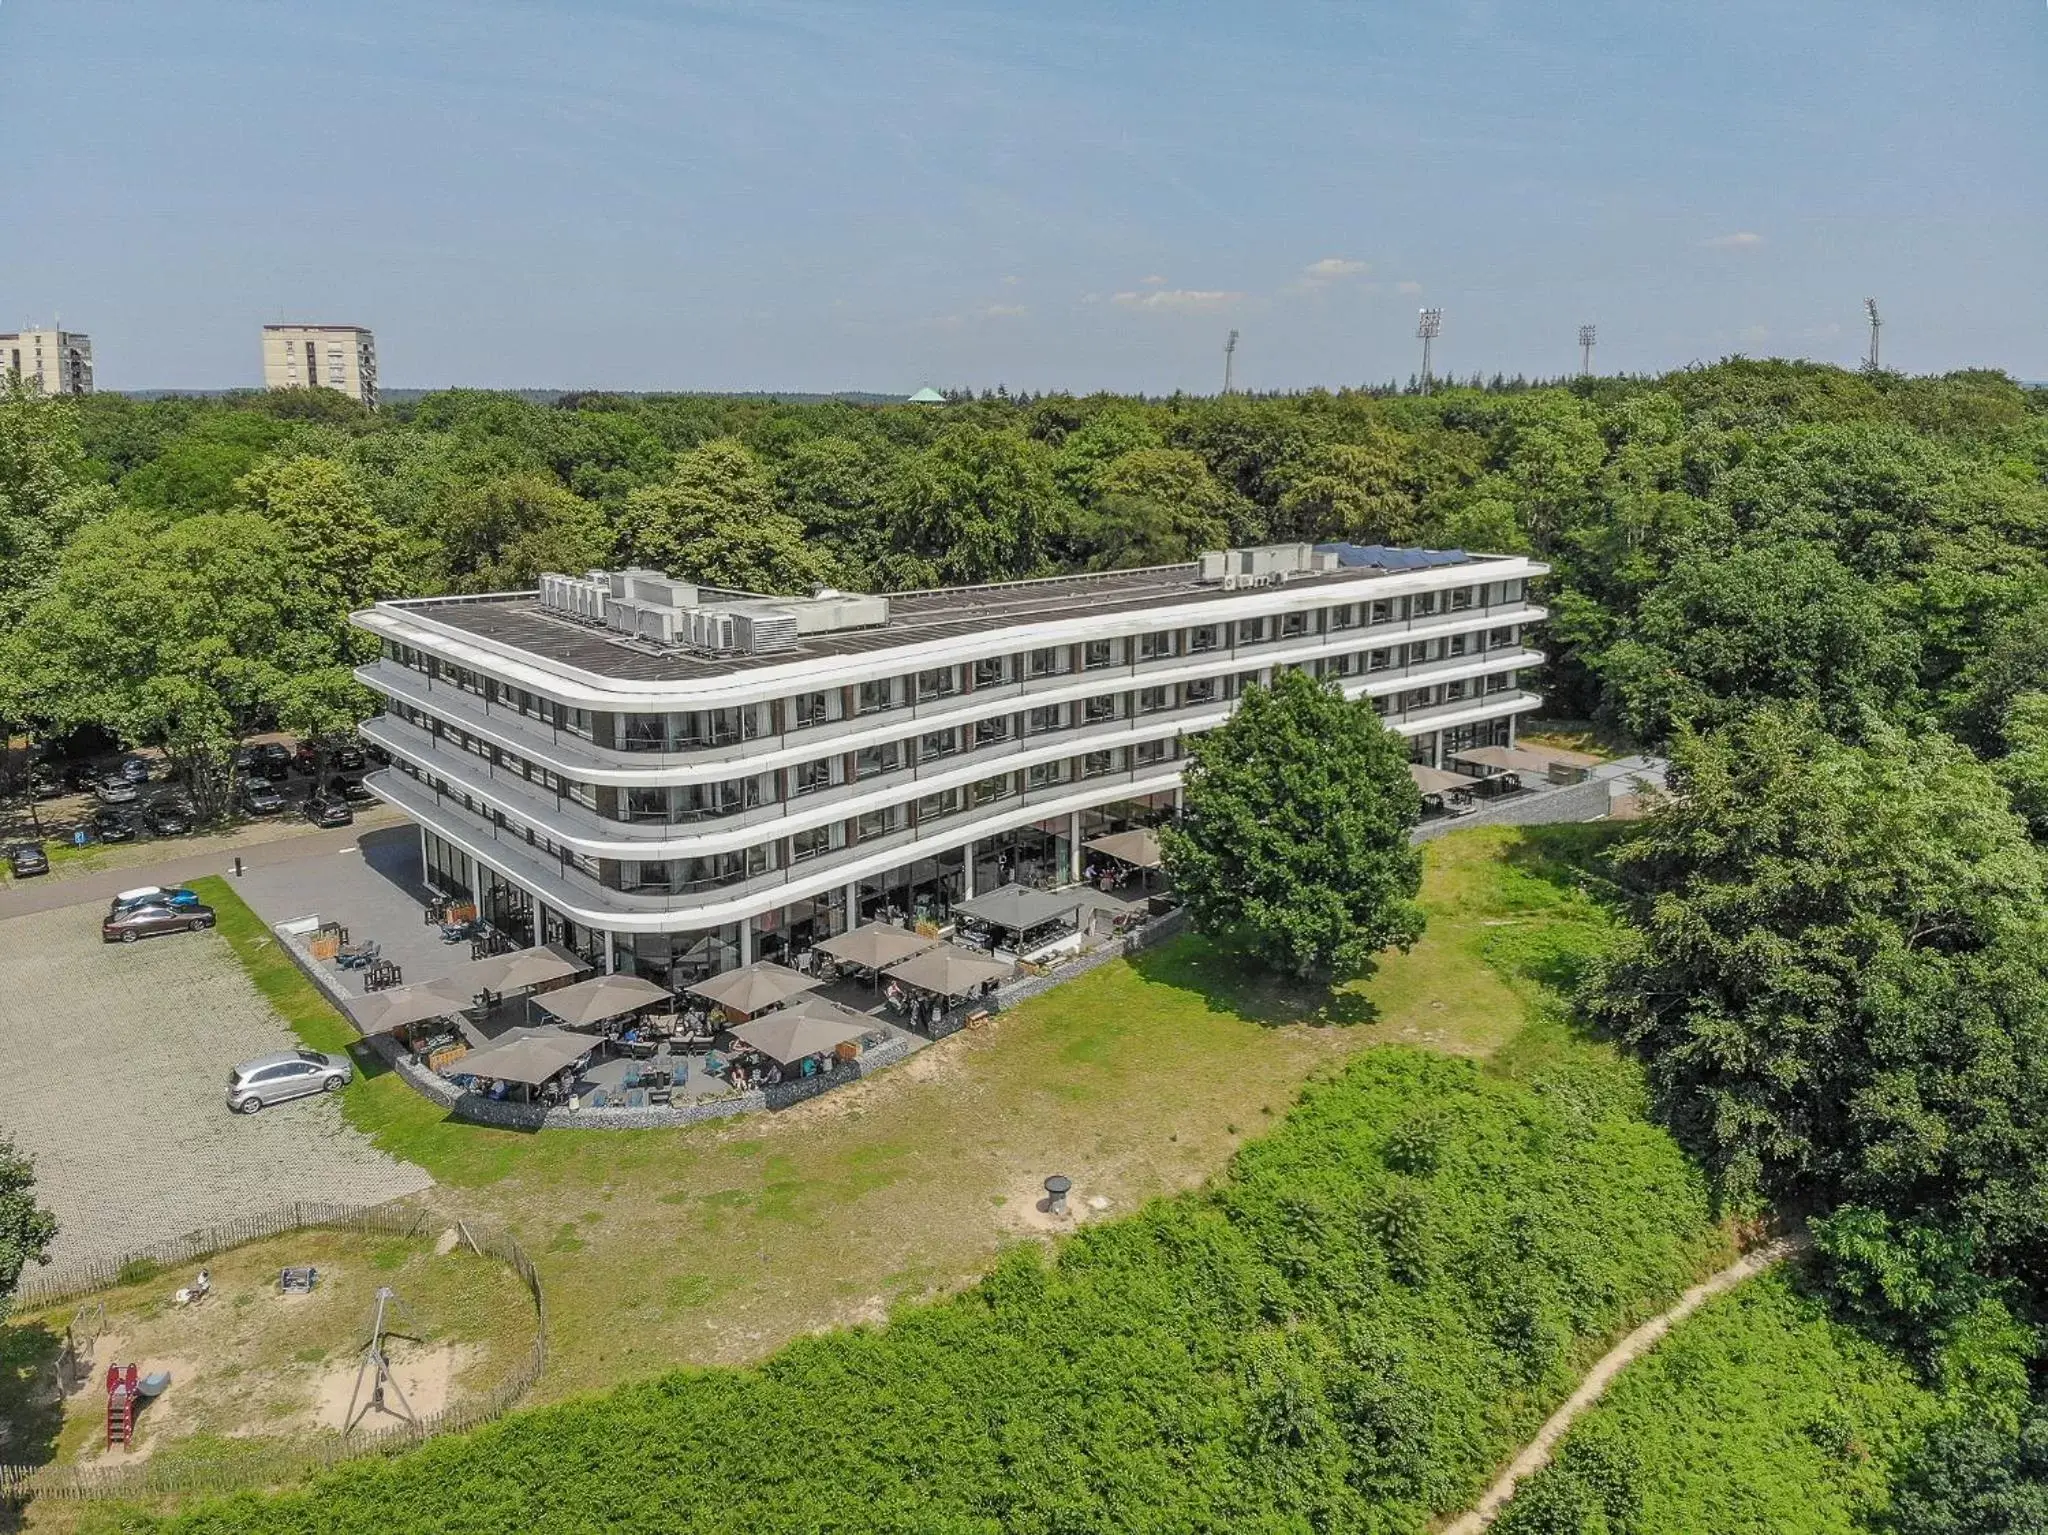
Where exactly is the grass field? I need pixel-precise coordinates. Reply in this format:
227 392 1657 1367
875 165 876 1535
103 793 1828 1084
191 823 1626 1403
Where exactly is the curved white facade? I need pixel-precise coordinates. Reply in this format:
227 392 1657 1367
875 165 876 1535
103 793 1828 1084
349 551 1549 984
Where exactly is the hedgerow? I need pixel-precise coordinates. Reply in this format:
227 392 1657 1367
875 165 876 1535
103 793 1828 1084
150 1045 1723 1534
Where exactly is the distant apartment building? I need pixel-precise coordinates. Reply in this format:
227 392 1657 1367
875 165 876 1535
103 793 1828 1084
261 324 378 408
1 328 94 395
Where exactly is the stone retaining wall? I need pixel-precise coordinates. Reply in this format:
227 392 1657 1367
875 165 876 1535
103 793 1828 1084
1411 776 1616 843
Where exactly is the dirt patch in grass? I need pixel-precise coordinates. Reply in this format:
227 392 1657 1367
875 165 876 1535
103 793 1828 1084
0 1226 532 1471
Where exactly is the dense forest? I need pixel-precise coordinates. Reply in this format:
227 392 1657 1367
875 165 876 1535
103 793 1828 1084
3 363 2045 806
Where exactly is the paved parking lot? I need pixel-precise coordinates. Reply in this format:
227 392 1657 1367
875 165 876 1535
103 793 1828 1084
0 900 432 1270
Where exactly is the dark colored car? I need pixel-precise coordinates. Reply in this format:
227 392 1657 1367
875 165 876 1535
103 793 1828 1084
61 762 99 792
328 775 374 804
91 807 136 843
251 742 293 781
303 794 354 828
363 742 392 767
332 740 366 771
6 843 49 878
240 779 287 815
103 901 215 943
118 756 152 785
26 770 63 801
146 801 193 835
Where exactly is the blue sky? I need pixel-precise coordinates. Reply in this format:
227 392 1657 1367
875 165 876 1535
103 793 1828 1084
4 1 2042 392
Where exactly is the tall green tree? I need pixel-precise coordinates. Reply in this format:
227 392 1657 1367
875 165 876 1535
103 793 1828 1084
1080 447 1233 568
885 427 1068 585
0 1134 57 1316
1582 707 2048 1330
1164 669 1424 980
436 471 613 592
620 439 830 594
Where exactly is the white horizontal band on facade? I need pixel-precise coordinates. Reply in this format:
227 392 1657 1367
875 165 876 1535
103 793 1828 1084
350 556 1548 711
361 660 1548 861
352 607 1547 789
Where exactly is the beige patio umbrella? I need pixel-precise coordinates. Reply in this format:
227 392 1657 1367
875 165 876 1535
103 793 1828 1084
684 960 824 1017
1408 763 1466 794
440 943 590 998
727 998 874 1066
530 972 672 1028
881 942 1015 998
813 924 940 971
344 976 474 1036
453 1027 594 1087
1082 827 1164 869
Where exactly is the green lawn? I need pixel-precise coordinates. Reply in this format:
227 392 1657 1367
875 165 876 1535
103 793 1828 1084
188 824 1632 1404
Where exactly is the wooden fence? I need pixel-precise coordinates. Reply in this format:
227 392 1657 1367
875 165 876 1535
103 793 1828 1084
1 1203 546 1508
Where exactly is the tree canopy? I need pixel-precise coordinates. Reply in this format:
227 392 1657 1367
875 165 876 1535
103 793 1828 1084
0 1134 57 1315
1165 668 1425 980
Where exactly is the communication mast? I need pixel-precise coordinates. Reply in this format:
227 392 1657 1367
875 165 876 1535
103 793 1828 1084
1222 329 1239 394
1864 298 1882 372
1416 308 1442 393
1578 324 1597 376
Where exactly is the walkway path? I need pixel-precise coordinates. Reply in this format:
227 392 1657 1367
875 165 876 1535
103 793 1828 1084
1441 1235 1805 1535
0 806 405 920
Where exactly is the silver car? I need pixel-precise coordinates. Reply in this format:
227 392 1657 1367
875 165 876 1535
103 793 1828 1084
227 1049 352 1114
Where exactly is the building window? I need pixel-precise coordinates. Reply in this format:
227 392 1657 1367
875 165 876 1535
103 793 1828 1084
1486 671 1512 693
1137 631 1176 661
920 729 957 761
1447 633 1470 657
1328 604 1357 631
1135 739 1170 766
1182 679 1217 705
971 773 1015 806
791 824 835 862
1450 586 1475 611
1083 640 1115 669
1027 647 1065 678
1236 617 1268 645
624 786 670 823
1413 591 1440 617
620 714 667 751
1027 761 1067 789
1404 641 1430 667
916 667 956 701
915 788 961 822
792 691 831 728
856 805 902 840
1026 704 1063 735
1369 599 1396 626
1188 625 1221 653
1278 612 1307 639
1083 695 1117 723
973 716 1013 748
972 656 1008 688
855 741 902 779
1082 749 1120 777
858 679 896 714
1137 686 1169 713
1489 626 1515 650
793 758 833 795
1368 648 1392 672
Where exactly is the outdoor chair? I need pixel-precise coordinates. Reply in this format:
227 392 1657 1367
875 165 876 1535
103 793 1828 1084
647 1084 673 1106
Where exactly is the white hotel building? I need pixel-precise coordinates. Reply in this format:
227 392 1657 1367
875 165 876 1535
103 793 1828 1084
351 543 1549 989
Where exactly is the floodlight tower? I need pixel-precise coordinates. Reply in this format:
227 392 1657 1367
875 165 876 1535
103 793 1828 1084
1416 308 1442 393
1578 324 1597 377
1223 329 1239 394
1864 298 1882 372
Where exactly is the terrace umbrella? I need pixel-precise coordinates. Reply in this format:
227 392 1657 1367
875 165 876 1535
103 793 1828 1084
727 998 874 1066
1408 764 1465 795
881 943 1014 999
1082 828 1164 870
530 973 672 1029
452 1027 594 1087
813 925 940 972
441 943 590 999
684 961 823 1018
344 976 473 1036
952 883 1083 932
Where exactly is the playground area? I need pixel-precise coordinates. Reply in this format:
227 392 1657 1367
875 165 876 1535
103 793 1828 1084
0 1222 536 1475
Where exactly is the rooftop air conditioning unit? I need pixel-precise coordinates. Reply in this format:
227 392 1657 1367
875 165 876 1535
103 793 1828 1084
734 609 800 654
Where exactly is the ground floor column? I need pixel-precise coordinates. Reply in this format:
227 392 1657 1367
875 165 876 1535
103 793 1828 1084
1507 712 1519 747
1068 811 1083 882
845 881 860 924
603 930 619 974
1431 730 1444 768
962 839 976 900
739 921 754 966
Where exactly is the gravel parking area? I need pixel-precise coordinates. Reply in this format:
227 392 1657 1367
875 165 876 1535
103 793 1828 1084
0 902 431 1270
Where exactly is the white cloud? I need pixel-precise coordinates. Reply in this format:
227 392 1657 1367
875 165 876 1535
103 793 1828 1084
1139 273 1168 286
1001 274 1020 286
1395 280 1423 296
1738 323 1771 344
981 303 1028 319
1706 231 1764 248
1302 257 1370 280
1112 288 1241 311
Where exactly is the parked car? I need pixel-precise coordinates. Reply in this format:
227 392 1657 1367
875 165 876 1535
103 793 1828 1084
118 756 152 785
94 776 140 805
303 794 354 828
60 761 99 792
26 770 63 801
146 801 193 836
332 740 366 771
328 775 374 804
7 843 49 878
91 808 136 842
226 1048 351 1114
363 742 392 767
110 885 203 914
240 779 286 815
291 743 320 775
103 901 215 943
